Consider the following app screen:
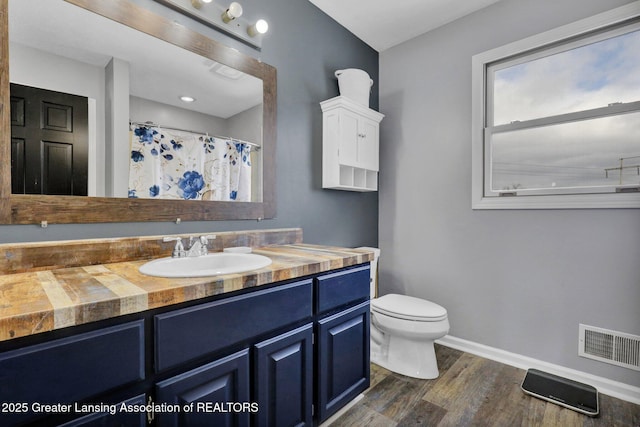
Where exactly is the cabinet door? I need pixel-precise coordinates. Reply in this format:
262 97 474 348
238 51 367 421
357 118 379 171
254 324 313 427
337 110 359 167
155 349 250 427
317 301 370 423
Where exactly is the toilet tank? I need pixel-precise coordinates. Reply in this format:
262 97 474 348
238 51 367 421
357 247 380 298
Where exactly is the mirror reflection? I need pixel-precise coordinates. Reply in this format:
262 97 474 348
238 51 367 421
9 0 263 201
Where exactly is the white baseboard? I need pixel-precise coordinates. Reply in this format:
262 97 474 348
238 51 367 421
436 335 640 405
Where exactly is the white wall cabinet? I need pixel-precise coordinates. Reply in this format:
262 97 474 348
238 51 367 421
321 96 384 192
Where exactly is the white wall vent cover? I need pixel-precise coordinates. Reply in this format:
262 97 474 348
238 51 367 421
579 324 640 371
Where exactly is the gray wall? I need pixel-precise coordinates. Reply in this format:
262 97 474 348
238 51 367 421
379 0 640 387
1 0 379 248
129 96 230 137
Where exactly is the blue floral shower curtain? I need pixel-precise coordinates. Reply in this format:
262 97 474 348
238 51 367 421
128 125 252 201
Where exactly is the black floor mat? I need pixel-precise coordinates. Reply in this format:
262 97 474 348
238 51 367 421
521 368 599 416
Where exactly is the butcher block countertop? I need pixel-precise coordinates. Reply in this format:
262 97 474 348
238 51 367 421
0 229 373 342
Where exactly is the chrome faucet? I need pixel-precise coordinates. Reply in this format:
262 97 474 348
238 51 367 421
163 235 216 258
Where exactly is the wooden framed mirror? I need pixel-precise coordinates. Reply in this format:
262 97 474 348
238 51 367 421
0 0 276 224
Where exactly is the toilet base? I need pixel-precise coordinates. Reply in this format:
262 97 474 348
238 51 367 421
371 335 440 380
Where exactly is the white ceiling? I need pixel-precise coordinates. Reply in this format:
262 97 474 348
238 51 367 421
308 0 503 52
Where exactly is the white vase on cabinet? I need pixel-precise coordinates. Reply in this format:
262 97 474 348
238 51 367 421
320 96 384 192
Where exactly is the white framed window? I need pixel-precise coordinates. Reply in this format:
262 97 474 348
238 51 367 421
472 2 640 209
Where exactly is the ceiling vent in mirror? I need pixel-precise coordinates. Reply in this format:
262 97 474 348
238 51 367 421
209 61 246 80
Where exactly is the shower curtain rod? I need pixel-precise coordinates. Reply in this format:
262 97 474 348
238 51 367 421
129 121 262 150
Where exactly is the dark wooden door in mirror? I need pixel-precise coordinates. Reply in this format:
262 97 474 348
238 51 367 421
10 83 88 196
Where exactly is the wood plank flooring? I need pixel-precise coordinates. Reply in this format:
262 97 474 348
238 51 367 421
330 345 640 427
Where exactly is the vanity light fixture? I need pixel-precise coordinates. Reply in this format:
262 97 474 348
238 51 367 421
190 0 212 9
221 2 243 23
247 19 269 37
152 0 264 49
180 95 196 103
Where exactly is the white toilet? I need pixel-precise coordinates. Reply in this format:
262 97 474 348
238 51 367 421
361 248 450 380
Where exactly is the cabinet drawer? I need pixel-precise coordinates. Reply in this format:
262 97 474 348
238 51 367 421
155 280 313 372
0 321 145 426
315 265 370 314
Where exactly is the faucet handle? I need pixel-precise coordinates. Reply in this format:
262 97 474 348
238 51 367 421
187 234 215 245
199 234 216 244
199 235 216 255
163 236 185 257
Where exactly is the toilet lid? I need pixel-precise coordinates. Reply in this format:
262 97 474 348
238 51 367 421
371 293 447 321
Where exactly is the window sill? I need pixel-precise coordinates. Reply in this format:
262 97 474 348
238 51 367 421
472 192 640 210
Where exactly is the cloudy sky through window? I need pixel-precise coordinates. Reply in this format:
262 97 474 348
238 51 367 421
490 28 640 191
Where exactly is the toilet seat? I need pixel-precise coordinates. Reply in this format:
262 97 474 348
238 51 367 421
371 294 447 322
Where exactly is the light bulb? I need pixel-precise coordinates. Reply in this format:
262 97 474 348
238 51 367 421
222 2 243 23
255 19 268 34
190 0 212 8
248 19 268 37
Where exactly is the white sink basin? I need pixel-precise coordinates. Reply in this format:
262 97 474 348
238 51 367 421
139 253 272 278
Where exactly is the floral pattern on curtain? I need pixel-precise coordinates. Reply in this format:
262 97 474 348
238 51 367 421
128 125 252 201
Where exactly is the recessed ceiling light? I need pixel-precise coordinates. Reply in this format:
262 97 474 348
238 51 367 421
180 96 196 103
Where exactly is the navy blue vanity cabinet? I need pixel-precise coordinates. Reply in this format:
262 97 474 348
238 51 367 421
315 266 371 423
0 320 145 426
155 349 251 427
254 324 314 427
